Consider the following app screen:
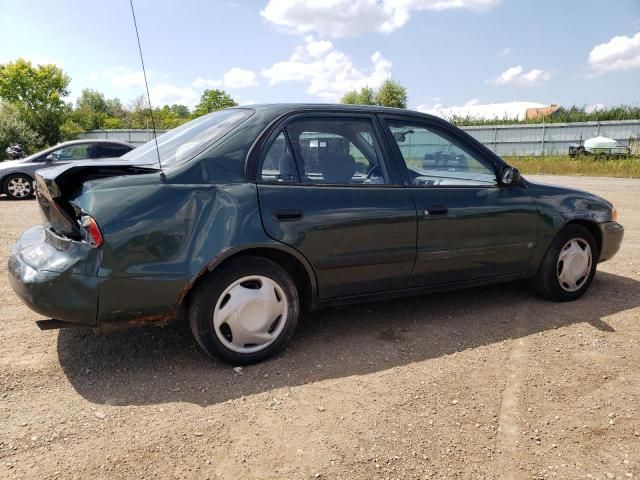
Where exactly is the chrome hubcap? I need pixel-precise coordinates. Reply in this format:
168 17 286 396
557 238 592 292
212 275 288 353
7 177 32 198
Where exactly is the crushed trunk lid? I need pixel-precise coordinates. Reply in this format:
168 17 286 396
35 160 159 239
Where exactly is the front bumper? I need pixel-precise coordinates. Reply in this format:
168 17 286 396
598 221 624 262
8 226 99 326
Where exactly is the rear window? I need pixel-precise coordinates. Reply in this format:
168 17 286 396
95 143 132 158
121 108 254 167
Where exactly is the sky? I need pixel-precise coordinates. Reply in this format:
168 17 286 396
1 0 639 119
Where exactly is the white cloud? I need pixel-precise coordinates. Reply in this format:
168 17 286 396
192 77 222 89
223 68 258 88
150 83 199 106
261 36 392 100
588 32 640 73
304 35 333 57
499 47 511 56
94 66 148 89
492 65 551 87
192 68 258 89
261 0 500 38
416 100 548 121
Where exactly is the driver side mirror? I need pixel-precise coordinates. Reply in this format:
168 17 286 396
45 154 54 162
500 165 522 186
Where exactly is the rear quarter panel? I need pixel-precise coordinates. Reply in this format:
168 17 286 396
73 180 273 326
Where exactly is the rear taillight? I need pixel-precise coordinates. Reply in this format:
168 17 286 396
80 215 103 247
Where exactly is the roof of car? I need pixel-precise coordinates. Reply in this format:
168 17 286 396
54 139 134 147
239 103 438 118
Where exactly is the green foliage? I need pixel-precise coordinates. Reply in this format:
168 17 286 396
102 117 125 129
0 58 70 146
169 104 190 118
0 101 42 155
59 118 85 141
450 105 640 126
77 89 108 114
341 86 376 105
341 80 407 109
193 89 238 117
506 155 640 178
105 98 127 122
70 89 111 130
375 80 407 109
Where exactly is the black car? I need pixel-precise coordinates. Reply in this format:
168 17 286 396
8 105 623 364
0 139 134 199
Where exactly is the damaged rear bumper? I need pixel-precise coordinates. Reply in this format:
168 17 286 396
8 226 99 327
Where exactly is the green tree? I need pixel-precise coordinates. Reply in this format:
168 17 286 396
154 105 189 129
105 98 127 123
0 58 70 145
340 80 407 109
102 117 125 129
340 86 376 105
77 89 108 114
74 88 109 130
374 79 407 109
59 118 85 140
0 101 42 156
128 95 152 129
193 89 237 117
169 104 190 118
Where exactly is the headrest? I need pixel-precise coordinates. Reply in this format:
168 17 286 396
320 153 356 184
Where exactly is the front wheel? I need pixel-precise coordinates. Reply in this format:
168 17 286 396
531 224 598 302
189 256 300 365
4 174 34 200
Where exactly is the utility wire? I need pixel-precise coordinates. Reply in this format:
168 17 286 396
129 0 162 172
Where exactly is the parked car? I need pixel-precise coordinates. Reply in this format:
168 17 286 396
0 139 134 199
8 105 624 364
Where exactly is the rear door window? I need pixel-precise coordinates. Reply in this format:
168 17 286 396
94 143 132 158
259 131 299 183
284 118 389 185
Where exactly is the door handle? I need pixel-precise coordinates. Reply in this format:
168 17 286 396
423 205 448 217
273 208 303 222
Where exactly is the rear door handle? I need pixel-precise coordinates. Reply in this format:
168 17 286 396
273 208 303 222
423 205 448 217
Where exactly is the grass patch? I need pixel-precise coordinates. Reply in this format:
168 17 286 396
504 155 640 178
450 104 640 126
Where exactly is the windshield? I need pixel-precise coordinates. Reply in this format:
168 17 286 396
121 108 254 167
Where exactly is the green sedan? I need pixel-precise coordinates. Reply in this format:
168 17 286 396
8 105 624 364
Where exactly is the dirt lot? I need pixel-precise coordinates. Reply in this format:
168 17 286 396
0 175 638 479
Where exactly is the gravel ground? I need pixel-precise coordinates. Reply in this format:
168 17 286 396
0 175 638 480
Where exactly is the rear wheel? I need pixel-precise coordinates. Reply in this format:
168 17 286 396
531 224 598 301
189 256 300 365
4 174 34 200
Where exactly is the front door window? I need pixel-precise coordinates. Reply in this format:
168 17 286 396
387 123 497 186
50 144 92 161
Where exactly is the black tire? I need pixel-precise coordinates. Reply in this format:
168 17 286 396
3 174 34 200
189 256 300 365
530 224 598 302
